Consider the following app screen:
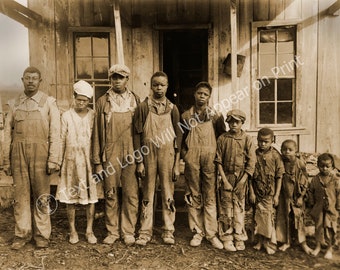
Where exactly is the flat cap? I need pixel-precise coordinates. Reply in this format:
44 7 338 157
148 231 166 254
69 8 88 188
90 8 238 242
226 109 246 122
73 80 93 99
108 64 130 77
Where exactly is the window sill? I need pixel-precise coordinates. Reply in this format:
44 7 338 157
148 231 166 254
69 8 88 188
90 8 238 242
246 126 309 136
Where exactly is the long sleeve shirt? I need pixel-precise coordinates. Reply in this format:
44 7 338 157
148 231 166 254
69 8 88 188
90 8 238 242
3 90 60 165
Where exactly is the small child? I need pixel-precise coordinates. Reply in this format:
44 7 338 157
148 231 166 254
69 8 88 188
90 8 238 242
249 128 284 254
215 109 256 251
56 80 98 244
307 153 340 259
276 140 312 254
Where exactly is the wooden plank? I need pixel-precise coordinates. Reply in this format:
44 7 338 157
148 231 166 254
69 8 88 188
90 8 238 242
253 0 269 21
327 0 340 15
284 0 302 19
0 6 32 28
230 0 238 103
113 0 124 65
316 0 340 153
2 0 42 22
238 0 253 130
297 0 318 153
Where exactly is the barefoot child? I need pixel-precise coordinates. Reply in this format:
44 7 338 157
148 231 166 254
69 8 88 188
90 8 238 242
276 140 312 254
57 80 98 244
215 109 256 251
249 128 284 254
307 153 340 259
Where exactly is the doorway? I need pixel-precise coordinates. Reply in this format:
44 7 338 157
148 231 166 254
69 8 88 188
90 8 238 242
162 30 208 114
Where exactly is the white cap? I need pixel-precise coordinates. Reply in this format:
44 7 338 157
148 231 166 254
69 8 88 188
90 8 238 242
73 80 93 99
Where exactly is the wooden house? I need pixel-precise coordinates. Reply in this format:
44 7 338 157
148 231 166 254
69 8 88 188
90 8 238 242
1 0 339 155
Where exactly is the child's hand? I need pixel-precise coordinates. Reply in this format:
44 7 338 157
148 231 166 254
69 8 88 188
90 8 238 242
295 197 303 208
222 176 233 191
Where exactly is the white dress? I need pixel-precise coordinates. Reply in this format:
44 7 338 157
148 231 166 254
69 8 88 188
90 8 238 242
56 108 99 204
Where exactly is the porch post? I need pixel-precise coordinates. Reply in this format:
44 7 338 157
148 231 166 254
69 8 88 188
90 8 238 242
113 0 124 65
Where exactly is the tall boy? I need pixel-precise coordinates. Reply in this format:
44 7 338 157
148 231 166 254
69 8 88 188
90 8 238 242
215 109 256 251
182 82 226 249
249 128 284 254
133 71 182 246
307 153 340 259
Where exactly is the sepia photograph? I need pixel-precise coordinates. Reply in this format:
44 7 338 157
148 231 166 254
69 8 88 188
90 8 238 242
0 0 339 269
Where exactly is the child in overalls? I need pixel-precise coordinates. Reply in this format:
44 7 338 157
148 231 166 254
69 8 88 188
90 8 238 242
215 109 256 251
276 139 312 254
182 82 226 249
133 71 182 246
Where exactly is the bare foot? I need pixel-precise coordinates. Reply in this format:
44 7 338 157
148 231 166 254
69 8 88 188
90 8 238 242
265 244 276 255
324 248 333 260
301 243 313 255
279 243 290 251
253 242 262 250
311 246 321 257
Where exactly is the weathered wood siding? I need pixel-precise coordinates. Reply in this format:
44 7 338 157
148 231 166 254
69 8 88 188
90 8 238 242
26 0 340 154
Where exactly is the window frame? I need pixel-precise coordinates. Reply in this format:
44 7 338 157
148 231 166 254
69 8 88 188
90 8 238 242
251 20 302 129
68 27 115 107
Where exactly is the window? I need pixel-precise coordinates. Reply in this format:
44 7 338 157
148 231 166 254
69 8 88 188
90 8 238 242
257 26 296 125
73 32 111 104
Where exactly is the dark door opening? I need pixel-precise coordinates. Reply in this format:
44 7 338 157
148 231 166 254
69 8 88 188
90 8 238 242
162 30 208 114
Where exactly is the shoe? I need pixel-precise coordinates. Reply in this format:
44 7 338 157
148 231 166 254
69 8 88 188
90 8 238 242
209 236 223 249
103 235 119 245
223 240 236 251
124 235 135 246
69 232 79 244
36 239 49 248
11 237 28 250
235 240 245 251
85 232 97 244
135 236 150 246
190 234 203 247
162 232 175 245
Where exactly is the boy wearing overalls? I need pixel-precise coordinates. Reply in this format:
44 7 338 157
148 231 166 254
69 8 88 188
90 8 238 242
133 71 182 246
92 64 140 246
182 82 226 249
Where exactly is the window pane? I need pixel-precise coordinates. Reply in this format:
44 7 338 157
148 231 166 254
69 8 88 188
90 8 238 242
259 53 276 77
260 30 275 43
260 103 275 124
277 102 293 124
259 79 275 101
93 36 109 57
277 54 295 77
277 79 292 100
76 58 92 79
94 58 109 79
278 28 294 42
278 41 294 54
75 37 91 56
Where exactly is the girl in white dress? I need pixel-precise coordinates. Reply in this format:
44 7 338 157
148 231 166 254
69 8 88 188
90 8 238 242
57 80 98 244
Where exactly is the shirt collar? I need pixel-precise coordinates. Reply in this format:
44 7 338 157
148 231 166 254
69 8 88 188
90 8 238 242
19 91 44 104
107 88 131 99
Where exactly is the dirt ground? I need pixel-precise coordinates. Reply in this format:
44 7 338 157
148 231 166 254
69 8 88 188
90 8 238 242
1 200 340 270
